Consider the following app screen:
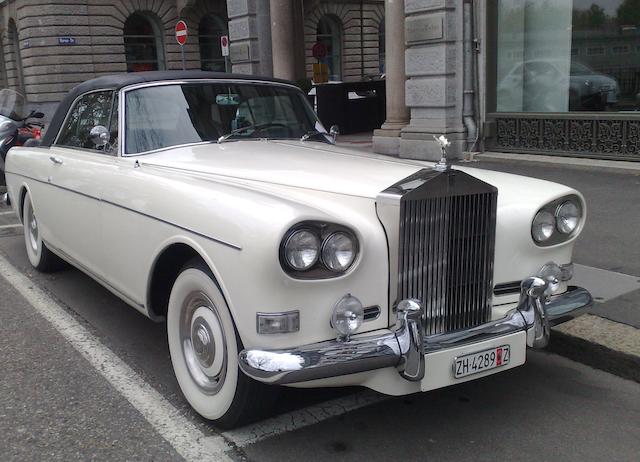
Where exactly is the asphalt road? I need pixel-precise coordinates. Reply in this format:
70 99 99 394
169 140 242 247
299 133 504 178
1 159 640 461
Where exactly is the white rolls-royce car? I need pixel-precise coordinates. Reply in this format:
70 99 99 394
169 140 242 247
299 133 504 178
3 71 592 428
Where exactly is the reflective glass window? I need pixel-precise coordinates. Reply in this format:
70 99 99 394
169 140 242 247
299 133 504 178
496 0 640 112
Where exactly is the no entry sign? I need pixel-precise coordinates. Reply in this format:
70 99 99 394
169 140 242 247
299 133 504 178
175 20 188 46
220 35 229 57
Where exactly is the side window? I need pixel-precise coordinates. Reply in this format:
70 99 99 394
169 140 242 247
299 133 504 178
57 91 116 153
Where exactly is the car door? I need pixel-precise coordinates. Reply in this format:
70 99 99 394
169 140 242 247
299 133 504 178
42 90 119 277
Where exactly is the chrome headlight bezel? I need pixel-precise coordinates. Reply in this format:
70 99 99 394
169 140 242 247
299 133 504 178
531 194 584 247
280 221 360 279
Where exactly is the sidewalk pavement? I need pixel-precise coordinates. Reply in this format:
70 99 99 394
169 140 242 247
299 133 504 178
336 133 640 383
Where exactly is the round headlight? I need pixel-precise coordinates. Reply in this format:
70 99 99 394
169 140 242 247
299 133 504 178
321 232 357 272
284 230 320 271
556 200 581 234
331 294 364 339
532 210 556 243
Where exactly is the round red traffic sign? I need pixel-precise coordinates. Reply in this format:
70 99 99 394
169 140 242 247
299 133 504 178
312 41 327 59
175 20 188 46
221 36 228 47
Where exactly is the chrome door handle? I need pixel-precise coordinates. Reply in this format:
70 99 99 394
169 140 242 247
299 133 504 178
49 156 63 165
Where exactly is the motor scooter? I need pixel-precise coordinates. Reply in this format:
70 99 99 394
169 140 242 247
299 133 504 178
0 89 44 206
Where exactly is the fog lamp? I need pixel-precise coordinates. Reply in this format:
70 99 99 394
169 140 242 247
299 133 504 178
331 294 364 341
257 311 300 334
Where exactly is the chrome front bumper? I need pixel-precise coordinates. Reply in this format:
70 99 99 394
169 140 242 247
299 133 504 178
239 277 592 385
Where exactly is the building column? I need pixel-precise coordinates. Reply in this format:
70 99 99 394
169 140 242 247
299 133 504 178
226 0 273 76
269 0 296 80
373 0 410 156
399 0 465 161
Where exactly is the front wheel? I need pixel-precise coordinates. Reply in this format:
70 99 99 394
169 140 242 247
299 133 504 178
22 192 64 272
167 260 277 429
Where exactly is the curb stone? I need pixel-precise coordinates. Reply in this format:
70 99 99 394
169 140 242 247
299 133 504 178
548 315 640 383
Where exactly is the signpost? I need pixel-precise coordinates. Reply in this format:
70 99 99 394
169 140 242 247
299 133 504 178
175 20 188 70
220 35 230 73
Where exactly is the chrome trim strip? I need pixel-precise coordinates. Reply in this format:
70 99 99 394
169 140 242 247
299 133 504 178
238 281 592 385
7 172 242 251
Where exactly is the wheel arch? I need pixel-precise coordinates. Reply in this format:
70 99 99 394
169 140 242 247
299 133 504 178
17 183 30 223
146 237 234 323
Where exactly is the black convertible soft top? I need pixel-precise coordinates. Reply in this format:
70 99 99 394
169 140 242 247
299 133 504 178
41 70 295 147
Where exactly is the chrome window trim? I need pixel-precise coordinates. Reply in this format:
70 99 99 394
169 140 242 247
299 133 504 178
119 79 304 157
53 88 117 153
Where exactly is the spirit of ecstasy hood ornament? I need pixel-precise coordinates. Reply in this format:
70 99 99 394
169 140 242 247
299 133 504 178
433 135 451 172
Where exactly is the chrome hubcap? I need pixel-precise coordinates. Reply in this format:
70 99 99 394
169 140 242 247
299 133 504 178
26 203 38 252
180 292 227 395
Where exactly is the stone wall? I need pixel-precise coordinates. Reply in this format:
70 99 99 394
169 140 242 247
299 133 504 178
0 0 227 114
303 0 384 82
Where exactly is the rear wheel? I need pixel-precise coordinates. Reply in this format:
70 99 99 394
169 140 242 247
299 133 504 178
22 192 64 272
167 259 277 429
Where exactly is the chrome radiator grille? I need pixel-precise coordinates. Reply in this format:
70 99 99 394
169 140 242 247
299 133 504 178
396 172 497 336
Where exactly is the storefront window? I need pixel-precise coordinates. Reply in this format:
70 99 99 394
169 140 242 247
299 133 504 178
124 13 165 72
317 15 342 81
496 0 640 112
199 14 228 72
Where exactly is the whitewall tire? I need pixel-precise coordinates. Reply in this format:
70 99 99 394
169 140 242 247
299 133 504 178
22 193 63 272
167 259 276 428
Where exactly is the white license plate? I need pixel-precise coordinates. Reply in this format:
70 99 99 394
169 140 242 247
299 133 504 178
453 345 510 379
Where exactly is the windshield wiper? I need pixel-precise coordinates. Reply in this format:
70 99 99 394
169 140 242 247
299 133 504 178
218 122 290 144
217 124 254 144
300 130 330 144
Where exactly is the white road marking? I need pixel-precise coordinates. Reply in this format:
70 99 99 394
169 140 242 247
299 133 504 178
0 253 234 462
224 390 387 447
0 224 22 229
0 211 16 216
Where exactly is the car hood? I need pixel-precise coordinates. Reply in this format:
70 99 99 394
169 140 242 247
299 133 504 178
140 140 574 204
140 140 427 198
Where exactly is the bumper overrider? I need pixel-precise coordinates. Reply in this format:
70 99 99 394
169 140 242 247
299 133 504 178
239 277 592 385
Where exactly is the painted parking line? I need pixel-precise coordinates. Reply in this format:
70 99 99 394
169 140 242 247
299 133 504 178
224 390 387 447
0 211 16 216
0 252 234 462
0 224 22 230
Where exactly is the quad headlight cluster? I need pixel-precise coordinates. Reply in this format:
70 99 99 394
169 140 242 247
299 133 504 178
281 222 359 278
531 195 583 246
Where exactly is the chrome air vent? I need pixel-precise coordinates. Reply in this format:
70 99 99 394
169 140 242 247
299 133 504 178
376 168 497 335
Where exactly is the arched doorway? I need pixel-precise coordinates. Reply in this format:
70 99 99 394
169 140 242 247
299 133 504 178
123 12 165 72
316 15 342 81
199 14 228 72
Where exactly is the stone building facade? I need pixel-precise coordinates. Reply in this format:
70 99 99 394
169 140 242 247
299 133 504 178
2 0 638 162
0 0 386 116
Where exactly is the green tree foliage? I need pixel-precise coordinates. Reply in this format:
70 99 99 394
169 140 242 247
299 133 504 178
617 0 640 25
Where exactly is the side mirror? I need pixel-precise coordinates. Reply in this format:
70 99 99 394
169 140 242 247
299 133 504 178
89 125 110 148
329 125 339 143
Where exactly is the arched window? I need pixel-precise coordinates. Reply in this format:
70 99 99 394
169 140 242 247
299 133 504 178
378 20 385 74
199 14 228 72
317 15 342 81
124 12 165 72
8 20 24 92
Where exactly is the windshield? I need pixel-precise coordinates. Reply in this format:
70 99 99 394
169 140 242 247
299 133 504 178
124 82 322 154
0 89 27 121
